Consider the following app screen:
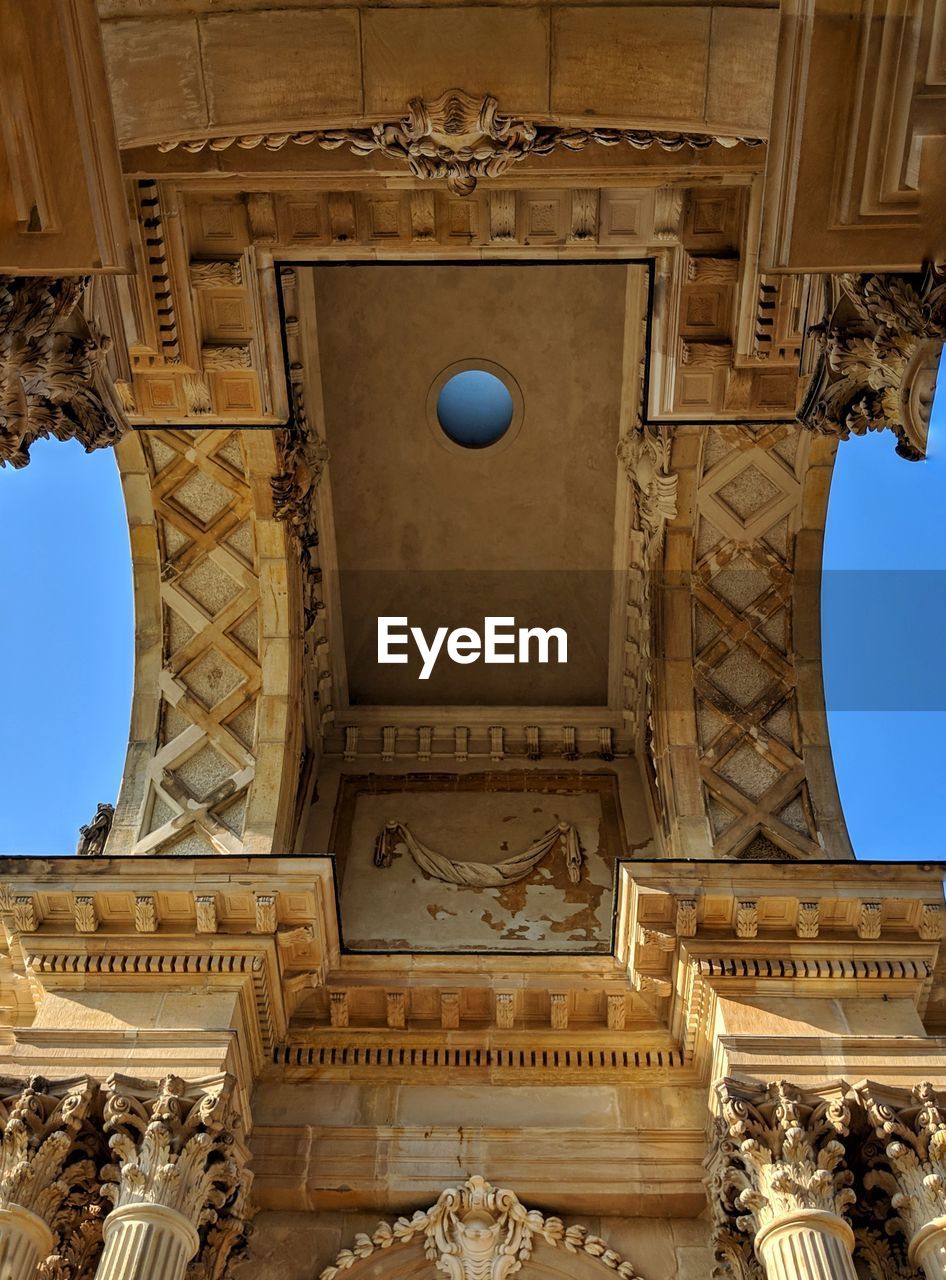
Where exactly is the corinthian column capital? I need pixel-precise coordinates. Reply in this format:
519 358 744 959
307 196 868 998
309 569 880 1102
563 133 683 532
713 1078 856 1233
856 1079 946 1276
0 1075 98 1226
707 1079 857 1280
799 268 945 462
102 1073 246 1225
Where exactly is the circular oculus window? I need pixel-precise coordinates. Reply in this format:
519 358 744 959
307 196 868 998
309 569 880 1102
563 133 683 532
427 360 523 454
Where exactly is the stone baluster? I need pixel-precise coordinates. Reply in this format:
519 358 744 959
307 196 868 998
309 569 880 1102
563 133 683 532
857 1080 946 1280
95 1073 249 1280
706 1078 857 1280
0 1075 97 1280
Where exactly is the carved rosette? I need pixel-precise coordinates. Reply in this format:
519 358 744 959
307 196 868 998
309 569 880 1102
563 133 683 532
707 1079 856 1278
799 268 945 461
100 1073 250 1278
857 1080 946 1270
0 277 126 469
156 90 762 195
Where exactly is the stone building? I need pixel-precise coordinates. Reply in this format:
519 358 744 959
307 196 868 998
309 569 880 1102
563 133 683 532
1 2 945 1278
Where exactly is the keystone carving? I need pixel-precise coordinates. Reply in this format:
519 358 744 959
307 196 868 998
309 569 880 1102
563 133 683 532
155 90 762 196
101 1073 249 1240
799 268 945 462
318 1175 644 1280
707 1078 856 1250
857 1080 946 1246
0 277 125 469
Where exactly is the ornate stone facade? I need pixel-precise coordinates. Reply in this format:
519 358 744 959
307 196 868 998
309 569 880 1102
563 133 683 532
1 4 945 1280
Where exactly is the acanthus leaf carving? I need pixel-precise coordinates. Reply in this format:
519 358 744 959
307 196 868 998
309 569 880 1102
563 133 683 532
857 1080 946 1246
708 1078 856 1246
0 1075 98 1229
0 277 125 469
799 268 945 462
155 91 762 197
101 1072 250 1249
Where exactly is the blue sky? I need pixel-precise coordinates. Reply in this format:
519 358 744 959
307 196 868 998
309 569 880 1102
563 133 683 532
0 391 943 857
0 440 133 855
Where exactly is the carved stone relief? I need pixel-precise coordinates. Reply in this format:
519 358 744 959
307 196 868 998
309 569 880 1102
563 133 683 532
318 1175 645 1280
154 90 762 196
800 269 945 461
0 276 125 469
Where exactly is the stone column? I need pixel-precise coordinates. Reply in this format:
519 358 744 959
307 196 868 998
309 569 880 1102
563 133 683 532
0 1075 97 1280
857 1080 946 1280
706 1078 857 1280
95 1073 250 1280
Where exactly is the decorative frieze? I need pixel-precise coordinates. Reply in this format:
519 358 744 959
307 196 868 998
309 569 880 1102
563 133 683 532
155 89 762 195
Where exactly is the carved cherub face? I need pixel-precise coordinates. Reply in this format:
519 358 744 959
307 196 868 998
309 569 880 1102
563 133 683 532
456 1209 501 1256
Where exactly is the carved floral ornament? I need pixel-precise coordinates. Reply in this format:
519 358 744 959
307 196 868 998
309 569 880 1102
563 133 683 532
799 267 945 462
0 1073 250 1280
319 1175 645 1280
155 89 763 196
0 276 126 469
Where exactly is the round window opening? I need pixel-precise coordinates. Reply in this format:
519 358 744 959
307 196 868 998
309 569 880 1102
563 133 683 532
436 368 516 449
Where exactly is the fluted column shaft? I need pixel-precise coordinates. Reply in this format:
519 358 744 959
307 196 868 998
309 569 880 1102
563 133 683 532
94 1203 200 1280
0 1203 55 1280
754 1210 857 1280
909 1216 946 1280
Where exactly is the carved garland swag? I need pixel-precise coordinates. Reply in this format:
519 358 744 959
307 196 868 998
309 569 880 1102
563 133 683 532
373 820 583 887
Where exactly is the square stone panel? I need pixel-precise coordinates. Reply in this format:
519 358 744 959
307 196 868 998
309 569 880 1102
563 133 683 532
170 469 234 528
716 742 781 802
180 556 242 617
173 742 234 801
715 464 781 524
181 648 243 709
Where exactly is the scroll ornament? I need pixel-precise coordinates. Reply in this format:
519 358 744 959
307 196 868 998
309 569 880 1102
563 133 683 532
155 90 763 197
374 820 582 886
318 1175 644 1280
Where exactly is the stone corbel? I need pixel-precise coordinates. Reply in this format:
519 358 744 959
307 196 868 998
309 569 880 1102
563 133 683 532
0 275 126 469
798 268 945 461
